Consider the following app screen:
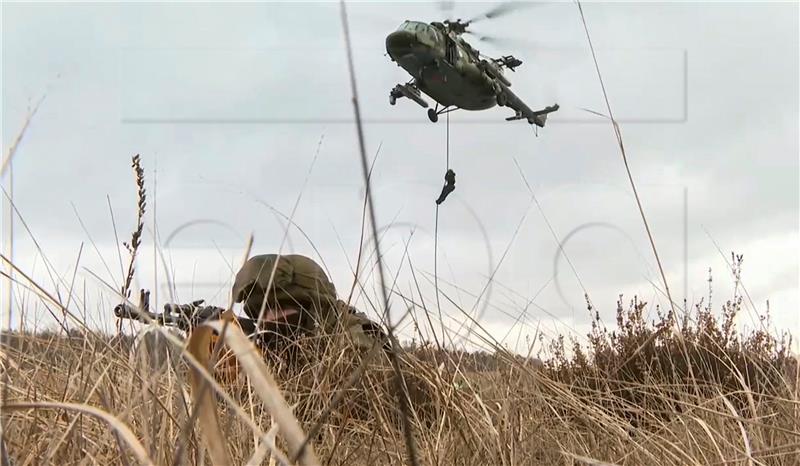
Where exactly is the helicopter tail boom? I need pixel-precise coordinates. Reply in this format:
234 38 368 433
497 82 559 128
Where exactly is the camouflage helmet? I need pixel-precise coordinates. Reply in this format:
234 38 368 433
232 254 339 328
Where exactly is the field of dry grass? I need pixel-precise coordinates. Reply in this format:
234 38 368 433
1 286 797 465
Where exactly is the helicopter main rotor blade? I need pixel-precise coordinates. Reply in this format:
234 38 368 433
472 32 500 43
466 1 539 25
471 32 502 44
466 30 539 51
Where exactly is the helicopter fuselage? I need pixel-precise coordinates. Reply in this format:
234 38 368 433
386 21 497 111
385 19 559 127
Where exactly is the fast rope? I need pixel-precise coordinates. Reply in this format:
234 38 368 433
446 111 450 170
433 112 453 343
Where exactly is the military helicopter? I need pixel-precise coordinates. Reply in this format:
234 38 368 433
385 3 559 127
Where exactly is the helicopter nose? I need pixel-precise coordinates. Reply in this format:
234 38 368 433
385 30 418 59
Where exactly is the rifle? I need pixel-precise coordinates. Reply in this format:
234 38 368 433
115 290 223 330
113 289 299 348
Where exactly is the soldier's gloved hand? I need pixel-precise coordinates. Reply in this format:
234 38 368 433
193 304 223 322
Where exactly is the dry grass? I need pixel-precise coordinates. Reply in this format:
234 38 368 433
1 284 797 466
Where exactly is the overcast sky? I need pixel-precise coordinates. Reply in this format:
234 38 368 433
2 1 798 354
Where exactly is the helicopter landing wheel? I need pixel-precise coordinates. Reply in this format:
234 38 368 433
427 108 439 123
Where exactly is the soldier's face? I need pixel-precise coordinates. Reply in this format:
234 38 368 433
241 289 268 320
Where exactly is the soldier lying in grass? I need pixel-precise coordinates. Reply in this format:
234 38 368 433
114 253 390 372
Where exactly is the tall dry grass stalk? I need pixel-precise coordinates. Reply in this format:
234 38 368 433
338 2 419 464
121 154 146 302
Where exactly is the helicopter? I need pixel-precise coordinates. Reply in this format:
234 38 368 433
385 4 559 127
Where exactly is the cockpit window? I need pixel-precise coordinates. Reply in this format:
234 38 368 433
398 21 428 33
396 20 439 47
